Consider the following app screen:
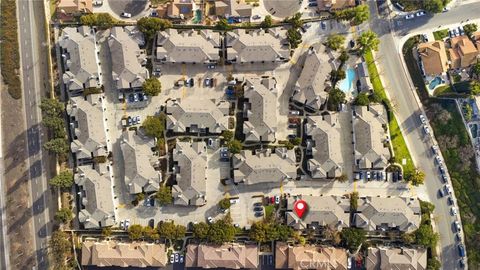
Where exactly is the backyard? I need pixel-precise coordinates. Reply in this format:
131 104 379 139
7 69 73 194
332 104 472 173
433 29 449 41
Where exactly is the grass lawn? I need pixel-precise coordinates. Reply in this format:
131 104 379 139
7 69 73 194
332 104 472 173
433 29 449 40
264 205 275 218
364 50 415 177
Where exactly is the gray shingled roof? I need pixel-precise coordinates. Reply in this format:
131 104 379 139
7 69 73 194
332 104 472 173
286 195 350 230
156 29 221 64
59 26 100 91
166 98 230 134
354 197 421 233
120 131 160 194
366 247 427 270
305 114 343 179
233 148 297 185
292 48 331 110
225 28 290 63
243 77 277 142
108 27 148 90
75 165 115 229
67 94 107 161
353 104 390 169
186 244 258 269
172 141 207 206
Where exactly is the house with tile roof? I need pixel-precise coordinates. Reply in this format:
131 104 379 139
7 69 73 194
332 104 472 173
172 141 207 206
166 97 230 134
213 0 252 18
316 0 355 11
354 196 421 232
243 77 278 142
155 29 221 64
275 242 348 270
285 195 350 230
59 26 100 94
304 114 343 179
185 243 259 269
449 35 479 69
232 148 297 185
120 131 161 194
417 41 449 76
352 104 390 170
57 0 92 15
365 247 427 270
108 27 149 90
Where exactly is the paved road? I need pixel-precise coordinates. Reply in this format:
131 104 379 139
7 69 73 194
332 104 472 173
368 1 480 269
17 0 53 268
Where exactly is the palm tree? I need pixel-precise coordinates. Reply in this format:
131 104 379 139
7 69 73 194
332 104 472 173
356 30 380 54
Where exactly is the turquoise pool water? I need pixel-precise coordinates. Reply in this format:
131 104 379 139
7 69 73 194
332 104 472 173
338 68 355 93
192 9 202 24
429 76 443 90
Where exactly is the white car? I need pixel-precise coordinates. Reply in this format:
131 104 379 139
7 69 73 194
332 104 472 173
442 7 449 12
275 195 280 204
121 12 132 18
170 254 175 264
423 125 431 135
229 198 240 204
174 253 179 263
435 155 442 165
124 219 130 230
289 110 300 116
451 207 457 216
207 216 214 224
405 14 415 20
252 15 261 20
419 114 426 124
416 11 426 17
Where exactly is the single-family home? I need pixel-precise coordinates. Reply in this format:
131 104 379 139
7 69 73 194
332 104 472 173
449 35 479 69
417 41 449 76
185 243 259 269
275 242 348 270
366 247 427 270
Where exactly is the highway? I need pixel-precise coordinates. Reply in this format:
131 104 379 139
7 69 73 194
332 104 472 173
368 0 480 269
17 0 53 268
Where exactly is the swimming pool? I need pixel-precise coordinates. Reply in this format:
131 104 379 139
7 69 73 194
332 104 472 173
192 9 202 24
429 76 443 90
338 68 356 93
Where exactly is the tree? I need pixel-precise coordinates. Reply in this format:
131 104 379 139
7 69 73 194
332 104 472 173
351 4 370 25
192 222 210 240
275 224 293 241
43 115 66 138
324 227 342 245
249 221 273 243
350 192 359 211
339 49 349 63
55 208 73 223
80 13 116 29
174 224 186 240
330 69 346 82
158 221 177 240
142 77 162 96
423 0 444 13
472 62 480 78
290 137 301 146
128 224 144 240
221 130 234 142
49 230 70 267
325 34 346 51
218 198 231 209
102 227 112 237
49 170 74 188
402 232 416 244
40 98 64 117
408 170 425 186
341 228 366 251
142 115 165 139
463 23 478 37
143 225 160 240
427 257 441 270
415 224 439 248
261 15 273 28
44 138 69 154
156 185 172 205
227 139 242 154
328 88 346 110
207 218 235 244
287 28 302 49
420 201 435 215
287 12 303 29
215 18 232 30
354 92 370 106
357 30 380 54
137 17 172 40
470 81 480 95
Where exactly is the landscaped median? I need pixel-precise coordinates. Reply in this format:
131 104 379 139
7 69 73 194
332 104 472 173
364 50 415 177
0 0 21 99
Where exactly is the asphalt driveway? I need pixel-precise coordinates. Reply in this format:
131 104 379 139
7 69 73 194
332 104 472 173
263 0 301 18
108 0 148 17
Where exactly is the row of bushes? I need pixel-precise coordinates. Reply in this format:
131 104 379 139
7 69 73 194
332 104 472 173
0 0 21 99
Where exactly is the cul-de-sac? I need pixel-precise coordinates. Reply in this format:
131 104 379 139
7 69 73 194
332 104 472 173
1 0 480 269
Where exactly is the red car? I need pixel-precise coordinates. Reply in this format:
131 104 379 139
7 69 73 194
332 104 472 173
270 196 275 204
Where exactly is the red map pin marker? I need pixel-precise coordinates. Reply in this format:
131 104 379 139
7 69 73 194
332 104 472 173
294 200 308 218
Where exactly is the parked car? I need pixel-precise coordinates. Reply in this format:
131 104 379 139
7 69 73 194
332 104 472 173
287 134 297 139
134 93 139 102
366 171 371 180
439 165 445 175
435 155 442 165
442 7 449 12
398 171 403 180
253 207 263 212
431 145 438 155
289 110 300 116
444 184 452 194
275 195 280 204
456 233 462 242
458 244 466 257
121 12 132 18
174 253 179 263
392 172 398 182
189 78 194 87
423 125 430 135
320 21 326 29
405 14 415 20
458 26 465 35
230 198 240 204
207 216 214 224
253 202 262 207
308 2 318 7
207 64 216 69
124 219 130 230
454 221 461 232
148 219 155 228
447 196 454 205
451 207 457 216
204 78 211 87
170 254 175 264
415 11 426 17
438 188 445 198
441 174 448 183
180 255 184 263
460 258 465 268
422 34 428 42
419 114 426 124
288 123 298 129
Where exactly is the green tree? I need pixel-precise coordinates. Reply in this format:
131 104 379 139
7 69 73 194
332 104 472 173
423 0 444 13
339 49 349 63
174 224 187 240
287 12 303 28
142 114 165 139
55 208 73 223
128 224 144 240
218 198 231 209
352 4 370 25
472 62 480 78
192 222 210 240
325 34 346 51
221 130 234 142
80 13 116 29
415 224 439 248
249 221 272 243
207 218 235 244
227 139 242 154
357 30 380 54
143 225 160 240
350 192 359 211
427 257 441 270
215 18 232 30
40 98 64 117
287 28 302 49
44 138 69 154
49 230 71 267
330 69 346 82
261 15 273 28
402 232 416 244
341 228 366 251
470 81 480 95
137 17 173 40
49 170 74 188
142 77 162 96
158 221 177 240
408 170 425 186
420 201 435 215
102 227 112 237
463 23 478 37
275 224 293 241
290 137 302 146
328 88 346 111
355 92 370 106
43 115 66 138
156 185 173 205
